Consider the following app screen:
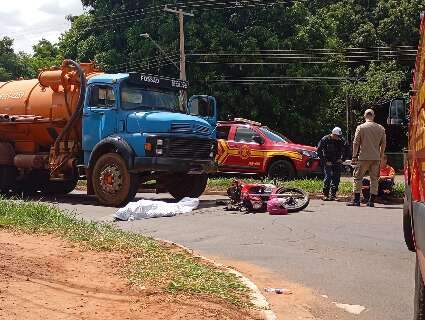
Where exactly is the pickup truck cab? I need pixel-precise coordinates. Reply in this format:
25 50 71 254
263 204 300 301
216 118 320 179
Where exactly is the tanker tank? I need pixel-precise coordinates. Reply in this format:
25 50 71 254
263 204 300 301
0 62 100 153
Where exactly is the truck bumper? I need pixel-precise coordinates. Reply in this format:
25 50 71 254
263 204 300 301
132 157 217 174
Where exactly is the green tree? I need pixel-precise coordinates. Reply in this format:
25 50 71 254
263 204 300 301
28 39 62 73
0 37 33 81
48 1 425 144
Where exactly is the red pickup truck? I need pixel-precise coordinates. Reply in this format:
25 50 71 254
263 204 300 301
216 118 320 179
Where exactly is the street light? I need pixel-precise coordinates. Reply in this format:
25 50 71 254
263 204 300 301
139 33 179 71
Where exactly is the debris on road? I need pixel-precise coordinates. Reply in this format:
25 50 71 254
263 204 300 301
332 302 366 315
264 288 293 295
113 197 199 221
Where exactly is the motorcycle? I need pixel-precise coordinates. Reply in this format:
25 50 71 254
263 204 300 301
226 180 310 214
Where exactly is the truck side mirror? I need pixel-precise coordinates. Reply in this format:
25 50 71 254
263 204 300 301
387 98 406 126
188 95 217 127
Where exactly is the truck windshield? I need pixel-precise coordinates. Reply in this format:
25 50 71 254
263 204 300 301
121 83 182 112
259 127 291 143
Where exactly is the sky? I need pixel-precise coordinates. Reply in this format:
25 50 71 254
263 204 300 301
0 0 85 53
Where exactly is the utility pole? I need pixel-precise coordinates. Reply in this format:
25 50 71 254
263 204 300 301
164 5 194 104
140 33 179 71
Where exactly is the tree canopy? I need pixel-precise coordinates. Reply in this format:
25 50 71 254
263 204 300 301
3 0 425 145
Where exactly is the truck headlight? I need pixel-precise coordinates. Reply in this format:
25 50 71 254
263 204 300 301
156 139 164 155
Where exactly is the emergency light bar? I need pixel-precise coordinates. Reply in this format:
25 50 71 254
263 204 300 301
234 118 262 126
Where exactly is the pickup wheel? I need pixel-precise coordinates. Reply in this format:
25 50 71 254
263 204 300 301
167 174 208 200
92 153 139 207
267 159 295 180
415 257 425 320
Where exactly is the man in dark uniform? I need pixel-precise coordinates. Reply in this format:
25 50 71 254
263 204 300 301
317 127 347 201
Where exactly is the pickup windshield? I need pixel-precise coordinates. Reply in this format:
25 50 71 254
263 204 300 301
121 83 183 112
259 127 291 143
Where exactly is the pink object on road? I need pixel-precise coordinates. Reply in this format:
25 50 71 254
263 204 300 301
267 198 289 215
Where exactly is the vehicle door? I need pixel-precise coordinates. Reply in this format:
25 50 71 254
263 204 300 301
82 84 118 153
228 126 264 172
216 125 232 169
187 95 217 127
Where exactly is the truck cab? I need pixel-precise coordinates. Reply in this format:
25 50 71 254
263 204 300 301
82 73 217 206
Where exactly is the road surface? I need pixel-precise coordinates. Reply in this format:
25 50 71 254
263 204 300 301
50 191 414 320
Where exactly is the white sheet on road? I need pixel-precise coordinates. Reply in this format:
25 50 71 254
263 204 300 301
113 197 200 221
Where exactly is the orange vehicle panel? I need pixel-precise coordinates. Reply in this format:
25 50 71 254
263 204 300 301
0 64 101 153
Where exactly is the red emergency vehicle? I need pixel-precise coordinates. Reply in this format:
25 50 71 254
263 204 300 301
216 118 320 179
391 12 425 319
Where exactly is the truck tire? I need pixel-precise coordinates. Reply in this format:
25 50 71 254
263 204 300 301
92 153 139 207
167 174 208 200
45 179 78 195
0 165 16 195
267 159 295 181
415 257 425 320
404 197 416 252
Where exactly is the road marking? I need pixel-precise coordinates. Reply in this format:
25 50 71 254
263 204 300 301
333 302 366 315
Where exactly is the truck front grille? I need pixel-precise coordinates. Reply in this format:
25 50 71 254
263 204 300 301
170 122 192 133
166 138 212 159
194 124 210 135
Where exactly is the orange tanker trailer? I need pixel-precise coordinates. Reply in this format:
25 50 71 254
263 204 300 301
0 60 100 194
0 60 217 206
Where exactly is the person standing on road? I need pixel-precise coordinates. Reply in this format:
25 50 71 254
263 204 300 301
347 109 386 207
317 127 347 201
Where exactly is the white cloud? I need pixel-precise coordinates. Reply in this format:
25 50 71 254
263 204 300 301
0 0 85 53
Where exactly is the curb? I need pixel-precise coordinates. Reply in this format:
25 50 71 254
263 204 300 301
157 238 278 320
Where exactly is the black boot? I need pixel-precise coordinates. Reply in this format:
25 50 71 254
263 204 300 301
330 189 337 201
367 194 376 207
323 190 330 201
347 193 361 206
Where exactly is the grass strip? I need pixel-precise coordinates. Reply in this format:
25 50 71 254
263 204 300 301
0 198 250 306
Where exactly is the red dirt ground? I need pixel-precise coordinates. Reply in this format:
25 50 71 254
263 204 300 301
0 230 260 320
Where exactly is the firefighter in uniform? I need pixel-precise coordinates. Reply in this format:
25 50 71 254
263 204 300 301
347 109 386 207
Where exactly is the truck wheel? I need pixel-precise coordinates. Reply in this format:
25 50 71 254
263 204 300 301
267 160 295 181
45 179 78 195
404 197 416 252
167 174 208 200
92 153 139 207
415 257 425 320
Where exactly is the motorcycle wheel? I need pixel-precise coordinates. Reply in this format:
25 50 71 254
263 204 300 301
273 187 310 213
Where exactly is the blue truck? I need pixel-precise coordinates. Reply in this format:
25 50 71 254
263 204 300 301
0 60 217 207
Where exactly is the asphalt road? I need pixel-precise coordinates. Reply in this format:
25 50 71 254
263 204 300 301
51 191 415 320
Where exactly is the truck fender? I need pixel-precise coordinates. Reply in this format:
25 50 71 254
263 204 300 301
88 136 135 170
